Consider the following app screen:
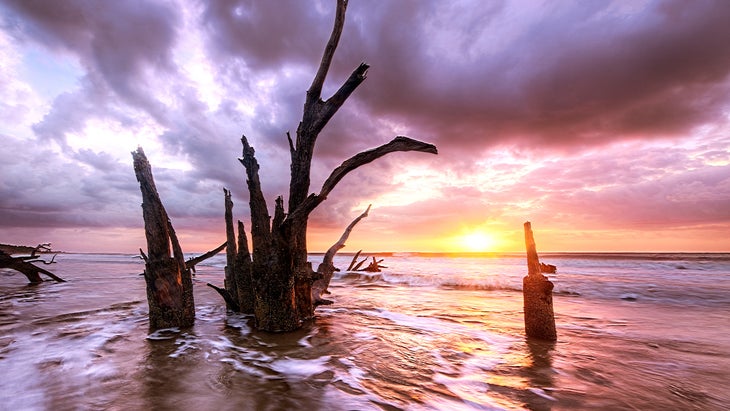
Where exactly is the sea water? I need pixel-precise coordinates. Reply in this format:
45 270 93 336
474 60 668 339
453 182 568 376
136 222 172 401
1 252 728 410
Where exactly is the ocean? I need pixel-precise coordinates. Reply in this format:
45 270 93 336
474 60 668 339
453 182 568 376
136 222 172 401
1 252 729 410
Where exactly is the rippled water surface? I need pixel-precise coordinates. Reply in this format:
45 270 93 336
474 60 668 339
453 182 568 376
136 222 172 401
1 252 729 410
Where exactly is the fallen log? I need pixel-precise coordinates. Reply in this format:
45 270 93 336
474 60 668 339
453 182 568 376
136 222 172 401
0 243 65 283
523 222 557 341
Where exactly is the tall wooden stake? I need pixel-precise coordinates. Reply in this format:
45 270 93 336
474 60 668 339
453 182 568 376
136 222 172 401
523 222 557 341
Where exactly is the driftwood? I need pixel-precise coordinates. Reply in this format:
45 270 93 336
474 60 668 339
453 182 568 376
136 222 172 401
539 262 557 274
346 250 363 271
312 205 371 305
523 222 557 341
360 256 386 272
346 254 386 272
0 244 65 283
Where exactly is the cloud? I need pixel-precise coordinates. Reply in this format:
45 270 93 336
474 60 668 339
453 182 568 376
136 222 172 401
1 0 729 252
342 0 730 152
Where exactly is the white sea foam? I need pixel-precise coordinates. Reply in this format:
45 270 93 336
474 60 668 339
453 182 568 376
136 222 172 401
169 333 198 358
269 355 331 378
333 357 369 393
147 327 181 340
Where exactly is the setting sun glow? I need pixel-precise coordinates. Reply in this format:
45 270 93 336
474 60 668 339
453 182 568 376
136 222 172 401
458 231 498 252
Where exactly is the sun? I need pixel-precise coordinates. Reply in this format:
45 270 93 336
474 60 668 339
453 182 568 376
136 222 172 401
459 231 497 252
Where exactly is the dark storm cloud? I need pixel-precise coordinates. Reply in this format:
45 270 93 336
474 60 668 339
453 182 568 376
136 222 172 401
343 0 730 151
197 0 730 160
2 0 179 123
1 0 262 203
202 0 332 69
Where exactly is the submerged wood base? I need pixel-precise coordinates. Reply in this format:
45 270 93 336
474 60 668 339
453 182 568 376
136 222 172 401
523 274 557 341
523 222 557 341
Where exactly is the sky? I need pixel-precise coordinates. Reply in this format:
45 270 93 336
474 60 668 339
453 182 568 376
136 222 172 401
1 0 729 254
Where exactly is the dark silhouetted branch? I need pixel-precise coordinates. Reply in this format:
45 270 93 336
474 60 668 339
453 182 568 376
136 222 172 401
346 250 363 271
186 242 226 272
289 137 437 223
313 205 371 304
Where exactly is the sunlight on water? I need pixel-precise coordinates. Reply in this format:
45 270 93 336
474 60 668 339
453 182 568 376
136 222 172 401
1 252 729 410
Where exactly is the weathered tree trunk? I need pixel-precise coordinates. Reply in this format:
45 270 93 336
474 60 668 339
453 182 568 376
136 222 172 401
222 188 240 311
523 222 557 341
133 147 195 330
239 0 435 332
234 220 254 313
207 189 255 313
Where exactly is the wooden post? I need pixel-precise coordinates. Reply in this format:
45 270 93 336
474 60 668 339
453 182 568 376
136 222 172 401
523 222 557 341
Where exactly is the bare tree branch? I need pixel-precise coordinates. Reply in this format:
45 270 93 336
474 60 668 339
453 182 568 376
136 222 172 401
322 204 371 269
0 250 65 283
286 131 295 157
346 250 362 271
312 204 371 305
186 242 226 271
289 136 437 222
310 62 369 135
306 0 348 111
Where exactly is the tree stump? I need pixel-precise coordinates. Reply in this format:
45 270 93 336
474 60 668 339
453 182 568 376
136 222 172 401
523 222 557 341
133 147 195 330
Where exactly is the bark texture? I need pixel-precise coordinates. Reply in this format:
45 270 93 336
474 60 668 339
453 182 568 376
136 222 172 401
133 147 195 330
523 222 557 341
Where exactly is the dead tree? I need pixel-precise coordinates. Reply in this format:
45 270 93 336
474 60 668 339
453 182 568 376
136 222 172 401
360 256 386 272
132 148 225 330
0 245 65 284
222 0 437 331
346 250 363 271
206 189 254 313
312 205 371 305
523 222 557 341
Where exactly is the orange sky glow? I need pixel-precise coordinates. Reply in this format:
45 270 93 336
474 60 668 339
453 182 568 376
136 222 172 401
1 1 729 254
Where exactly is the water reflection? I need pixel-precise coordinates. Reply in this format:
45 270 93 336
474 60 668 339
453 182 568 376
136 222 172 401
523 339 556 411
526 339 555 388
